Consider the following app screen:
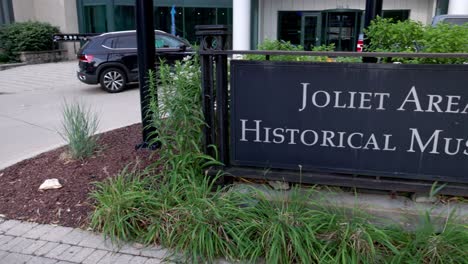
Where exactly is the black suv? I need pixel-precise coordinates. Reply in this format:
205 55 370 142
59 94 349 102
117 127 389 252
77 30 193 93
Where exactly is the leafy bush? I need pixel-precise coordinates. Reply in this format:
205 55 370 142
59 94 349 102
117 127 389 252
365 17 424 53
247 40 362 63
61 101 100 159
0 21 60 59
0 52 9 63
365 17 468 63
246 39 313 61
417 23 468 64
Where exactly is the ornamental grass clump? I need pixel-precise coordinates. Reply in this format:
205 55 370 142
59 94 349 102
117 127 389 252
61 100 99 159
90 168 160 243
315 207 399 263
389 212 468 264
234 187 327 263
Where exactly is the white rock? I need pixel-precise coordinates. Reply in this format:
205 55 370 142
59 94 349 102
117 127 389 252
268 180 290 191
39 179 62 190
412 193 437 203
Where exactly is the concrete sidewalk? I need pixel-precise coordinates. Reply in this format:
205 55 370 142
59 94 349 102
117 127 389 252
0 219 179 264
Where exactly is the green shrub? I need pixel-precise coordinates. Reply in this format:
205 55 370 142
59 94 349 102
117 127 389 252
247 40 362 63
0 52 9 63
61 101 100 159
0 21 60 58
246 39 313 61
365 17 424 53
416 23 468 64
365 17 468 63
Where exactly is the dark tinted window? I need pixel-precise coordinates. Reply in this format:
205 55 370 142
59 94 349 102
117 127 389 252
278 11 302 45
116 36 137 49
102 37 116 48
382 10 410 22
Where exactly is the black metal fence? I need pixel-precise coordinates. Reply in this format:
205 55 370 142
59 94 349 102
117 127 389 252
196 25 468 196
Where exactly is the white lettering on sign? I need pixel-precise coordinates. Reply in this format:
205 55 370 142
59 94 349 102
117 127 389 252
238 83 468 158
240 120 468 156
298 82 390 112
397 86 468 113
299 83 468 114
407 128 468 155
239 119 397 152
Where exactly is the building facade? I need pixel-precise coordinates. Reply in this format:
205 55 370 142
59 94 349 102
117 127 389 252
76 0 232 43
1 0 467 58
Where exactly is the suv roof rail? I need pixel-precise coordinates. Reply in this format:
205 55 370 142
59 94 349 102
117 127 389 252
99 30 167 37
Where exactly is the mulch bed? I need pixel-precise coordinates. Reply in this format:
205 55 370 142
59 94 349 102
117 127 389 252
0 124 159 228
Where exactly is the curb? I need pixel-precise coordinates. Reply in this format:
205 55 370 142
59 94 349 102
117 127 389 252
0 63 27 71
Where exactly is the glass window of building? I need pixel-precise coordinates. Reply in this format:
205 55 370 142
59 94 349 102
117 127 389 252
0 0 14 25
382 10 410 22
154 7 184 38
78 1 233 44
217 8 232 26
114 5 135 31
278 11 302 45
435 0 449 16
84 5 107 33
184 8 216 42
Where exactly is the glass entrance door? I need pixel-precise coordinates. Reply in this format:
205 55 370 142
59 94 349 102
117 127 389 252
322 10 362 51
301 13 321 50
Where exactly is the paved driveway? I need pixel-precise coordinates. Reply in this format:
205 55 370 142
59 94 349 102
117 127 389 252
0 61 142 170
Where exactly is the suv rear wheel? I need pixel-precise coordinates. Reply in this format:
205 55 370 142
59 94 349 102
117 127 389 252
100 68 127 93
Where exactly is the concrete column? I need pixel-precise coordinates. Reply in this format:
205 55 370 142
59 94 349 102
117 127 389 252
233 0 251 50
448 0 468 14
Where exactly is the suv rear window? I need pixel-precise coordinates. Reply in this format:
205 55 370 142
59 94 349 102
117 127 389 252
102 37 116 49
79 40 92 52
443 18 468 25
116 36 137 49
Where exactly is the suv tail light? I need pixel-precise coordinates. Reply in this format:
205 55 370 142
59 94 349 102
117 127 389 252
356 33 364 52
78 54 94 63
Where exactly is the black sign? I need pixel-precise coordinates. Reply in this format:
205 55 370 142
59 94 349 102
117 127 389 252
53 33 99 42
230 61 468 184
